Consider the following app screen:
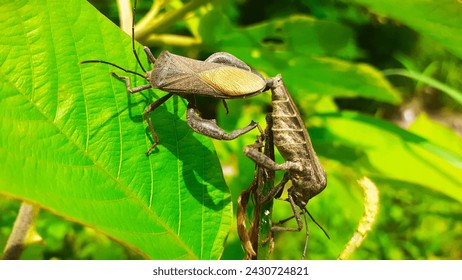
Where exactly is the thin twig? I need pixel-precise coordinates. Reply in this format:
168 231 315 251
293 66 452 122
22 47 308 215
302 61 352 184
2 202 40 260
338 177 379 260
136 0 212 41
117 0 133 35
254 114 275 259
237 114 275 259
145 34 201 47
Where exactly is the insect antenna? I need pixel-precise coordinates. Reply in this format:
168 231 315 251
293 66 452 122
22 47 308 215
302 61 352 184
80 0 148 80
79 60 146 79
132 0 147 73
305 208 330 239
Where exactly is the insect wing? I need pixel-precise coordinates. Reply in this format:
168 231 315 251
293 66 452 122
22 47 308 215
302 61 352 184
151 51 217 95
152 51 266 98
197 66 267 97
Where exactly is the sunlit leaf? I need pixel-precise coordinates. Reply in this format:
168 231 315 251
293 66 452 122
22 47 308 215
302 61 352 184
314 112 462 203
0 0 231 260
408 113 462 157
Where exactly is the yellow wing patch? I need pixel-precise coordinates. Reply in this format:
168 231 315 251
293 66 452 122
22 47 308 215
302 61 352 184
197 67 266 96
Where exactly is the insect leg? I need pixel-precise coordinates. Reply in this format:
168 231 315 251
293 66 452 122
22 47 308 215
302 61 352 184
222 100 229 115
144 93 175 156
243 145 302 172
259 172 290 204
186 103 261 140
271 195 303 233
111 72 152 93
271 203 311 260
273 208 330 239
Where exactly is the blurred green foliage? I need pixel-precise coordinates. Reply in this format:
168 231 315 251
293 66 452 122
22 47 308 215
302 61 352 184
1 0 461 259
0 198 143 260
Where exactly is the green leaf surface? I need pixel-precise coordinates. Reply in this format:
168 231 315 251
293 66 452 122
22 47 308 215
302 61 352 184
351 0 462 59
408 114 462 157
314 112 462 203
0 0 231 259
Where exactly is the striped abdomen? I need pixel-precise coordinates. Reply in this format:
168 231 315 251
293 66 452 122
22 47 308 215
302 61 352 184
270 76 327 204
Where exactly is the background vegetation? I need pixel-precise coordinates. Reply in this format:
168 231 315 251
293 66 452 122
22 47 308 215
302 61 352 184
0 0 461 259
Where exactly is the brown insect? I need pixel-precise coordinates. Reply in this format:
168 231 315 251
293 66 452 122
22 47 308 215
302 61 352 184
80 0 270 155
243 75 329 259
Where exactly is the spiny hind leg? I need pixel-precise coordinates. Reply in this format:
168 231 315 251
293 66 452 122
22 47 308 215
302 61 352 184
243 144 302 172
186 103 262 140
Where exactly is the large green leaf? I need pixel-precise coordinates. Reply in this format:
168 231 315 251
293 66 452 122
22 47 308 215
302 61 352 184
351 0 462 59
0 0 232 259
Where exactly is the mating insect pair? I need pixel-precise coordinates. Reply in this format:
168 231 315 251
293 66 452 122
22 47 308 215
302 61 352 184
80 0 328 258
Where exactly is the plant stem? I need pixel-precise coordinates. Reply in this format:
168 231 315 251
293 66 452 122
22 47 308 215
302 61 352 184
145 34 201 47
2 202 39 260
338 177 379 260
244 114 275 259
255 116 275 260
117 0 133 35
136 0 212 41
